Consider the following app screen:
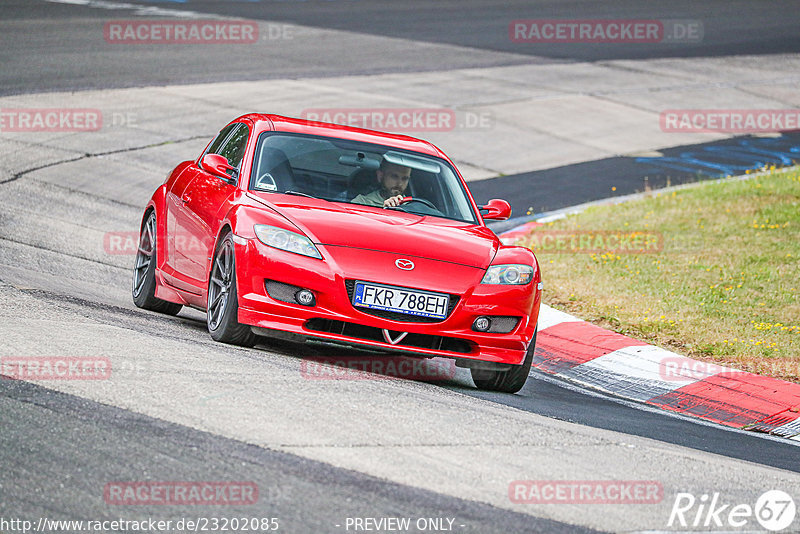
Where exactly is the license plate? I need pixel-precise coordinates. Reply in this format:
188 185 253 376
352 282 449 319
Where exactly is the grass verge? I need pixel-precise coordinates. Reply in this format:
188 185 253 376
515 167 800 381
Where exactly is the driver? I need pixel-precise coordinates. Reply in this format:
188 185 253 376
351 159 411 208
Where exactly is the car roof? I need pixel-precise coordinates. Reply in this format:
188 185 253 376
236 113 449 160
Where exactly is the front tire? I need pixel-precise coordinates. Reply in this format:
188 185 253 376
471 328 536 393
207 233 256 347
132 211 183 316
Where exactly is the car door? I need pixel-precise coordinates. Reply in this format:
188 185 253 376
165 123 237 290
163 165 194 276
178 123 249 290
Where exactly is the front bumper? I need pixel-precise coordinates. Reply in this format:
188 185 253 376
235 237 540 365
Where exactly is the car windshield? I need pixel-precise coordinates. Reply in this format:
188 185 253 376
249 133 478 224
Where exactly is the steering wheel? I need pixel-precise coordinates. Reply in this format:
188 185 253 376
399 196 437 210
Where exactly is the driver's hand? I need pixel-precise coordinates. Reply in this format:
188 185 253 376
383 195 404 208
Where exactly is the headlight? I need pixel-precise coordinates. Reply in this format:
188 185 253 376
254 225 322 259
481 264 533 285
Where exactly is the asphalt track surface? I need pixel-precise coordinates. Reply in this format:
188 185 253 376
3 1 800 533
3 0 800 96
1 379 588 534
136 0 800 62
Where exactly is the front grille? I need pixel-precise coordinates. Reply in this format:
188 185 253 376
344 280 460 323
305 318 473 354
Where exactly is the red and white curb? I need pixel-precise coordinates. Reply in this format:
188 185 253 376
499 221 800 441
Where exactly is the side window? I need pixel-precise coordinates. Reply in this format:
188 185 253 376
217 124 250 169
206 124 237 156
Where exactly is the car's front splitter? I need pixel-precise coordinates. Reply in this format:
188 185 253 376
235 237 539 365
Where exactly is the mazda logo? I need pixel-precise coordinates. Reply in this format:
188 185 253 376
395 259 415 270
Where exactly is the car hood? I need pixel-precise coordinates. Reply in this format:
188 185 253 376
248 193 498 269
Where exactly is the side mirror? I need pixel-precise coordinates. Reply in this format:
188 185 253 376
479 199 511 221
201 153 237 184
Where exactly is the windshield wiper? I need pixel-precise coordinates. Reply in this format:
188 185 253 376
283 190 319 199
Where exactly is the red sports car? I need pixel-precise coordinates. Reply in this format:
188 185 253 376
132 114 541 392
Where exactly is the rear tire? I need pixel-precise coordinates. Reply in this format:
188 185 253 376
207 232 257 347
471 328 536 393
132 211 183 316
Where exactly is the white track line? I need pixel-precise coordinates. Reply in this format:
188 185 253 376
44 0 209 19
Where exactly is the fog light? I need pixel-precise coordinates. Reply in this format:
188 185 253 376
473 316 491 332
295 289 316 306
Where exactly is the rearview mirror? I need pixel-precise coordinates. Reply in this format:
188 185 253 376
479 199 511 221
201 153 237 184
